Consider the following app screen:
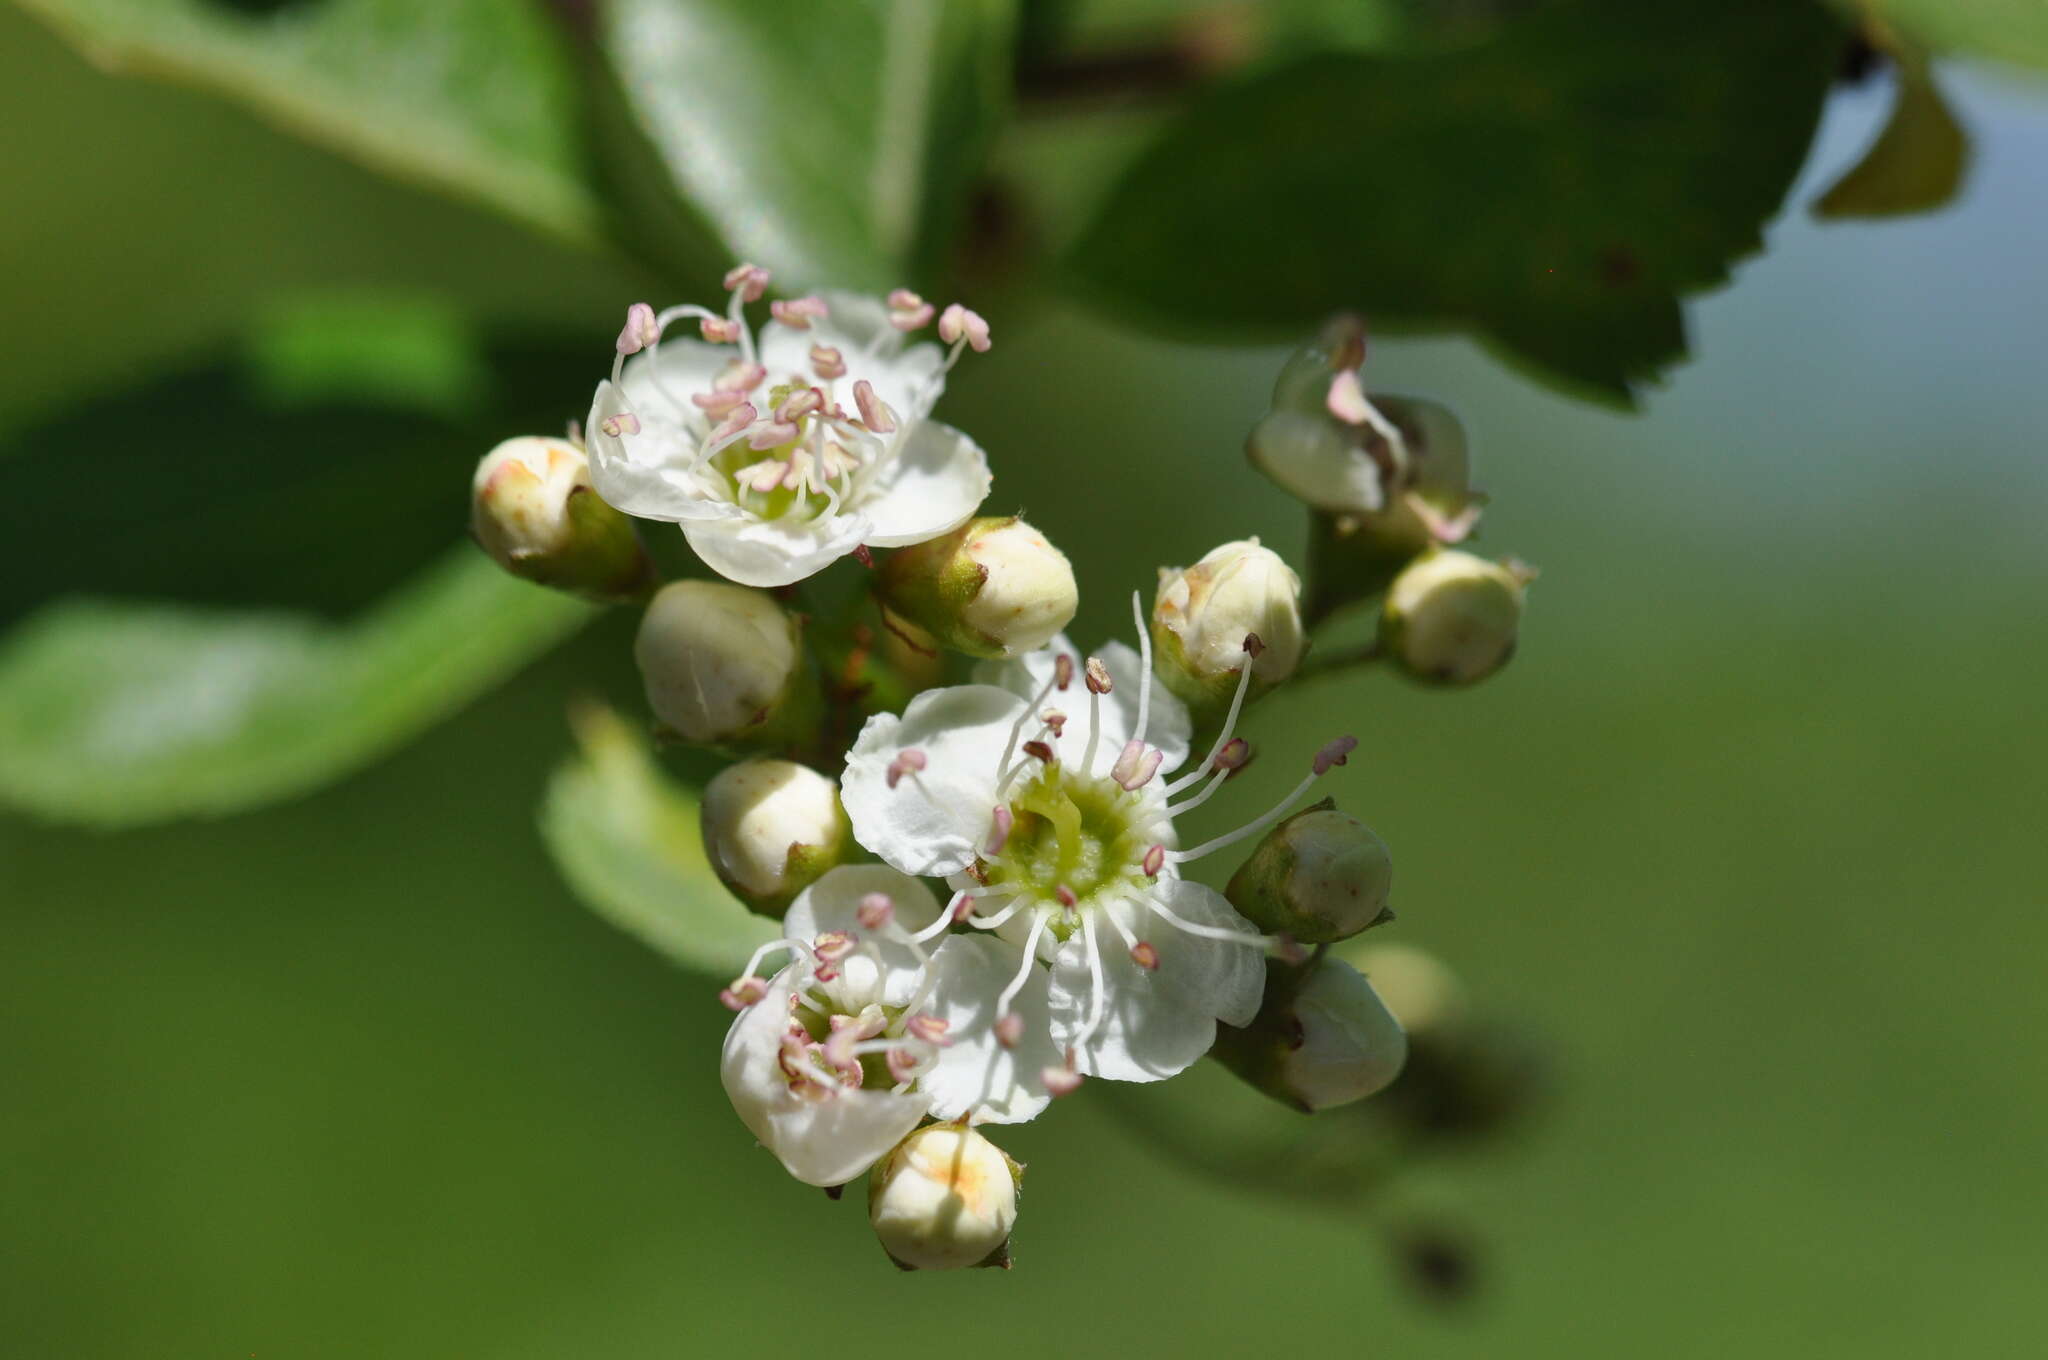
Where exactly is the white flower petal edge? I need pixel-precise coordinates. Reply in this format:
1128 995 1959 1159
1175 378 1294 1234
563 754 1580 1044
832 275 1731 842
859 420 992 548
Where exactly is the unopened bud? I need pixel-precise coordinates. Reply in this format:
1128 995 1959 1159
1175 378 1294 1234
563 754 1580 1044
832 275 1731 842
1153 538 1305 719
867 1125 1019 1271
1379 549 1528 687
876 517 1077 659
635 581 819 747
1212 956 1407 1113
1225 797 1393 944
700 759 853 917
470 436 652 601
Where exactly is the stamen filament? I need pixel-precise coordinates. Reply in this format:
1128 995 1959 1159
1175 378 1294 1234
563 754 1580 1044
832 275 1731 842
1130 592 1154 749
1168 771 1321 862
1165 652 1259 795
996 911 1051 1020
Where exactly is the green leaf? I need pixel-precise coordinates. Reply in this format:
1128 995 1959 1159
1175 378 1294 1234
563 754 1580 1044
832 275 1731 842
11 0 600 245
0 549 591 826
1814 55 1969 220
1857 0 2048 71
540 703 775 977
1067 0 1846 404
600 0 1017 288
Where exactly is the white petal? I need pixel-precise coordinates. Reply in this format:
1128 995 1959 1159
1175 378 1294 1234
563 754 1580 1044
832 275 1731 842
916 934 1058 1125
682 510 872 588
1046 909 1217 1083
758 293 945 422
783 865 940 1010
842 685 1024 877
976 637 1191 778
719 968 927 1186
1141 879 1265 1028
585 380 741 524
857 421 992 548
624 335 734 403
1047 884 1264 1080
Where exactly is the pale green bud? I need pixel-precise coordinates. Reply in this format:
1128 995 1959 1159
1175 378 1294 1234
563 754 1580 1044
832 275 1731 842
1379 549 1530 687
1152 538 1305 719
700 759 853 918
877 516 1077 659
868 1124 1020 1271
470 435 652 601
634 581 819 748
1213 957 1408 1113
1226 797 1394 944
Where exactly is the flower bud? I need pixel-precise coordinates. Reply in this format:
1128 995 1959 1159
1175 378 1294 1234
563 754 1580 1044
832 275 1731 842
1212 957 1408 1113
1225 797 1393 944
470 436 653 601
1152 538 1305 718
867 1124 1020 1271
634 580 820 748
876 516 1077 659
1378 550 1530 687
700 759 853 917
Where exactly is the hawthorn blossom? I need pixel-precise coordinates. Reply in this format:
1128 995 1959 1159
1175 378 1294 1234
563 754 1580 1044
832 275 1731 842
841 606 1358 1088
587 274 992 587
719 864 1056 1187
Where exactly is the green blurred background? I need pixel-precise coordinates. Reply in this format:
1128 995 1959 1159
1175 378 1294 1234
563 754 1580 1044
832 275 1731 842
5 3 2047 1355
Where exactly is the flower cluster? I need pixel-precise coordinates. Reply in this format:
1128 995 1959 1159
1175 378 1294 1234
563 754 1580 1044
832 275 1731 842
471 273 1538 1270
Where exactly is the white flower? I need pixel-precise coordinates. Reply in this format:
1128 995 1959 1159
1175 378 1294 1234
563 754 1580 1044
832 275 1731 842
841 605 1359 1087
718 864 1056 1187
586 276 993 587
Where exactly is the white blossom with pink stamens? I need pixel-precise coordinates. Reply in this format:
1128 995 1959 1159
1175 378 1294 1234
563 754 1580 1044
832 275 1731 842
719 865 1054 1187
841 605 1358 1086
586 278 993 587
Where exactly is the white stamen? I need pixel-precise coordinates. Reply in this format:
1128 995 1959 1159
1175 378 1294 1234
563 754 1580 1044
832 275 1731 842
1165 646 1260 795
995 911 1051 1021
1167 771 1322 863
1130 592 1154 749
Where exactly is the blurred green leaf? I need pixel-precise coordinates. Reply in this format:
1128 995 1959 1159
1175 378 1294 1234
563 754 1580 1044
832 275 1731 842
244 292 489 417
1067 0 1845 403
0 331 597 620
1814 56 1969 220
11 0 600 245
1857 0 2048 71
540 703 775 976
600 0 1017 288
0 549 591 826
